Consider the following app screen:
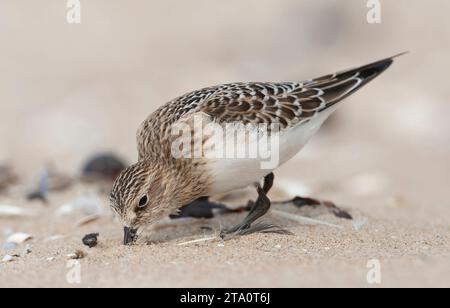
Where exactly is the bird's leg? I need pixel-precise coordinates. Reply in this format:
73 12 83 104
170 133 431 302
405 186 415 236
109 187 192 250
274 196 353 220
220 173 275 236
241 172 274 210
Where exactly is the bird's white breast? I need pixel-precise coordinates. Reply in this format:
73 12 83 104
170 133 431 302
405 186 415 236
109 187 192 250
206 109 334 196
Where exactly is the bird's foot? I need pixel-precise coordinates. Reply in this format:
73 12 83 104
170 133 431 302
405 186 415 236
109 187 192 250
219 222 292 240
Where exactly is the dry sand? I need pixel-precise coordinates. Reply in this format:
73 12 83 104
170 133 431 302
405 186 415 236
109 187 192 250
1 0 450 288
1 140 449 288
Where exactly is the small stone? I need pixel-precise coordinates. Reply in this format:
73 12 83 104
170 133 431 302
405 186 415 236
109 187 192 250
82 233 99 248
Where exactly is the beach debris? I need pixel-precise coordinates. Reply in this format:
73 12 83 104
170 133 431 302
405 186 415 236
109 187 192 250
271 209 343 229
352 218 369 231
82 153 127 182
2 255 14 263
0 165 18 192
82 233 99 248
46 257 56 262
6 232 33 244
67 250 86 260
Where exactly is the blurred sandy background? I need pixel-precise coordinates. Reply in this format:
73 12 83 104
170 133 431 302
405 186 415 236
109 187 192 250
1 0 449 288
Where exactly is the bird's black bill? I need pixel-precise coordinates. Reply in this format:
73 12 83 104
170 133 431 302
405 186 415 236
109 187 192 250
123 227 138 245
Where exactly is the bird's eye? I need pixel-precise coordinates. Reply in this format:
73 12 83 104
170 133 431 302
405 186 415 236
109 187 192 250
137 195 149 208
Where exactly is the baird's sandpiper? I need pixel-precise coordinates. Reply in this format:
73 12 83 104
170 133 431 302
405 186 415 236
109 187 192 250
111 54 404 245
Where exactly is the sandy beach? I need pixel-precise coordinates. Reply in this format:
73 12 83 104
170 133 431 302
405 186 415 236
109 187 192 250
1 0 450 288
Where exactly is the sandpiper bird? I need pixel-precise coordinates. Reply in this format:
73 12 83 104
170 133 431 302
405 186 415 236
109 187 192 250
111 54 403 245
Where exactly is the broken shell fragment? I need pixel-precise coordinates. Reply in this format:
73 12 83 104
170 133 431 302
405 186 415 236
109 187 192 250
6 233 33 244
2 255 14 263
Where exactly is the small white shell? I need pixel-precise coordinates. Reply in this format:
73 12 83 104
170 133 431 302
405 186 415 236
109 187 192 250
6 232 33 244
2 255 14 263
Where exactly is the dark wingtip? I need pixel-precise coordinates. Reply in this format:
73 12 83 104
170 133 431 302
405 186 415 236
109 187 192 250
355 52 408 80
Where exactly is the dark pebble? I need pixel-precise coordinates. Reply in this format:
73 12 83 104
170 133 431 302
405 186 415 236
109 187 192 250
82 233 99 248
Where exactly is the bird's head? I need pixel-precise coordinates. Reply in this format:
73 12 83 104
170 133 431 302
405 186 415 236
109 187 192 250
110 160 175 245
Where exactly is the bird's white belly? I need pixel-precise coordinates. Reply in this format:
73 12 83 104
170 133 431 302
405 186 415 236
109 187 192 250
207 110 333 196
